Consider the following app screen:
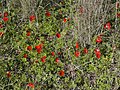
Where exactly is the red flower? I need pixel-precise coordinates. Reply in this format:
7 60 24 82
45 11 51 17
35 45 40 50
35 44 43 50
23 54 28 58
6 71 11 78
29 15 35 22
116 2 119 9
26 31 31 36
27 46 32 51
94 48 101 59
3 17 8 22
0 32 4 37
58 70 64 76
0 12 2 17
95 52 101 59
96 36 102 43
27 83 34 88
76 42 79 49
4 12 8 17
75 51 80 57
84 48 88 54
94 48 100 53
104 22 111 30
63 18 67 23
51 52 55 56
35 44 43 54
37 48 42 54
41 56 46 63
56 33 61 38
117 13 120 18
55 58 59 63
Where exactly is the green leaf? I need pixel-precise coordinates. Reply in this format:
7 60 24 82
88 64 97 72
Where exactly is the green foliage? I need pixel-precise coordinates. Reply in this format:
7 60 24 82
0 0 120 90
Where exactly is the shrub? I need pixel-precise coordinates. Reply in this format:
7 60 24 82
0 0 120 90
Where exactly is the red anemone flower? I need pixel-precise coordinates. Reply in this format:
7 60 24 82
84 48 88 54
45 11 51 17
104 22 111 30
41 56 46 63
51 52 55 56
27 83 34 88
3 17 8 22
55 58 59 63
94 48 101 59
23 54 28 58
75 51 80 57
76 42 79 49
56 33 61 38
63 18 67 22
96 36 102 43
26 31 31 36
58 70 64 76
29 15 35 22
4 12 8 17
27 46 32 51
6 71 11 78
